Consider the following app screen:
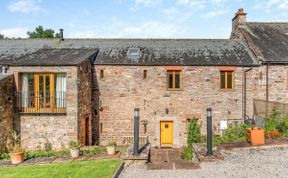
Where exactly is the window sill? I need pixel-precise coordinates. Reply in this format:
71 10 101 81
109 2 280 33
166 89 183 91
219 89 236 92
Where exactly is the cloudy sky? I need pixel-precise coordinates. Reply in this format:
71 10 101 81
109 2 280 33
0 0 287 38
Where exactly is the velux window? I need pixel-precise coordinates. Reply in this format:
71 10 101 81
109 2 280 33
220 71 234 89
19 73 66 113
167 70 181 90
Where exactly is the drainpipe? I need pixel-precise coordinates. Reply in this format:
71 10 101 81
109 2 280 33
243 66 253 121
265 63 269 115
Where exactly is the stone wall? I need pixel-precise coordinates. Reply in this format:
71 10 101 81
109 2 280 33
8 66 79 151
93 65 245 147
0 74 15 153
77 59 92 145
246 65 288 117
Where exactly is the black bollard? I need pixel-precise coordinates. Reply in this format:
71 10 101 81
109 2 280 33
133 108 140 156
206 108 213 156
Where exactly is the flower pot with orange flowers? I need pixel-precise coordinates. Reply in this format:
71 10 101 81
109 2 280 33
266 130 280 139
247 127 265 145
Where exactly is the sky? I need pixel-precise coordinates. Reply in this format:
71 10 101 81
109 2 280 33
0 0 287 39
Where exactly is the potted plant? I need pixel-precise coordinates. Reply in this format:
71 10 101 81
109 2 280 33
68 140 81 158
247 118 265 145
106 140 117 155
6 131 25 164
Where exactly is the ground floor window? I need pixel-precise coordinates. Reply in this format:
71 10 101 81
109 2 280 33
19 73 66 113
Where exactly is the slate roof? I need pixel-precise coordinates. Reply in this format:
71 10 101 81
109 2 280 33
0 73 12 80
244 22 288 62
0 39 258 66
0 48 98 66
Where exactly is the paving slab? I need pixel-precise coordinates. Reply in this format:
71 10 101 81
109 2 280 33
148 148 199 170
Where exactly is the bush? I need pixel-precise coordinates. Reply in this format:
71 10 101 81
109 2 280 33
181 147 193 160
265 107 280 132
24 150 70 160
80 147 106 156
0 153 10 160
187 118 201 146
214 124 250 144
278 115 288 134
181 117 200 160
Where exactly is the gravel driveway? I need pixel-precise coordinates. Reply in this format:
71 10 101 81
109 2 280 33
119 146 288 178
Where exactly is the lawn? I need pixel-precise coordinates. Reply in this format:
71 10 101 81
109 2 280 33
0 159 122 178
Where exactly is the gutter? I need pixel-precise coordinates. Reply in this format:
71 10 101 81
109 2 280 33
243 66 253 121
262 61 288 65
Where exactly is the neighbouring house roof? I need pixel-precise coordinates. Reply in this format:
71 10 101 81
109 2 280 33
0 39 258 66
0 48 98 66
243 22 288 62
0 73 12 80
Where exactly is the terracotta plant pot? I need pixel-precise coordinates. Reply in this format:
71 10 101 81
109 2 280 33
10 152 24 164
70 148 80 158
247 128 265 145
106 146 116 155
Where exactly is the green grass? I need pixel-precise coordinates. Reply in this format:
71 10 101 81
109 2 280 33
0 159 122 178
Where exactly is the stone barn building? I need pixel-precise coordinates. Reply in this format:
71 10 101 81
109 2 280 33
0 9 287 150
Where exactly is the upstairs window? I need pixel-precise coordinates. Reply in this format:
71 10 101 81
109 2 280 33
167 70 181 90
18 73 66 113
220 71 234 89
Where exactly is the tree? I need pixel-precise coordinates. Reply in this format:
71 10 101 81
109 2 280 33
27 26 60 38
0 34 5 39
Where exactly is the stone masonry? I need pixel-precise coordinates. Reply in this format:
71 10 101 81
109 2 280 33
246 65 288 116
8 66 79 151
77 59 92 145
0 74 15 153
93 65 246 147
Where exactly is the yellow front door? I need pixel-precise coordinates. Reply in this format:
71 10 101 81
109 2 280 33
160 121 173 147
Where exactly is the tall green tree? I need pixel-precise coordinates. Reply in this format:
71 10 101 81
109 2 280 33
0 34 5 39
27 26 60 38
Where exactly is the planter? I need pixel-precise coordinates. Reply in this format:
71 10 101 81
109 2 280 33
10 152 24 164
106 146 116 155
70 148 80 158
247 128 265 145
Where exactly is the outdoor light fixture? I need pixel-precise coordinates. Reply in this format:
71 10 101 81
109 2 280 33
165 108 169 115
134 108 139 117
207 108 213 156
133 108 140 156
207 108 212 117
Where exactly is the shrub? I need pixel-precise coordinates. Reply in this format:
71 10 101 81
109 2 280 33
278 115 288 134
24 150 70 160
265 107 280 132
214 124 250 144
187 118 201 146
0 153 10 160
181 147 193 160
80 147 106 156
68 141 81 149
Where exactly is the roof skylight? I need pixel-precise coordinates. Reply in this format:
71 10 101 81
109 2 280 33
127 48 140 56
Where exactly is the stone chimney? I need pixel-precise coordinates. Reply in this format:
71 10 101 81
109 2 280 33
230 8 247 39
59 29 64 41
